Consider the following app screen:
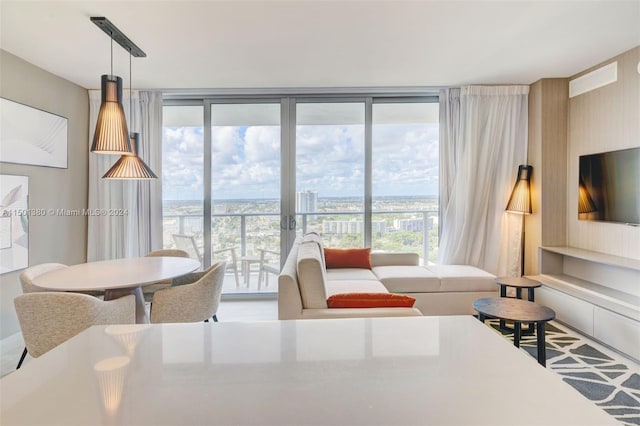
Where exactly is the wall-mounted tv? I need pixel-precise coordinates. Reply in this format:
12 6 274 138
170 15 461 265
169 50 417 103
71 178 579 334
578 147 640 226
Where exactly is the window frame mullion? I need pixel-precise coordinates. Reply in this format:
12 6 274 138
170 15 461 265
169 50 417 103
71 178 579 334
203 100 212 268
364 97 373 248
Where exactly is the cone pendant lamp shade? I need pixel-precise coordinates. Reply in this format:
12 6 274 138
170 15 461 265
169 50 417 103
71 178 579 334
103 133 158 180
91 75 132 155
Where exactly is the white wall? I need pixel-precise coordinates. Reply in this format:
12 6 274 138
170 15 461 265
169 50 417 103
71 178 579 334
0 50 89 339
567 46 640 260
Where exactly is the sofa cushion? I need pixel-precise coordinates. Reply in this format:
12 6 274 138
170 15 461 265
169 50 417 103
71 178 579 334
327 293 416 308
326 268 378 281
370 252 419 267
324 247 372 269
425 265 496 292
325 280 389 297
372 265 441 293
296 241 328 309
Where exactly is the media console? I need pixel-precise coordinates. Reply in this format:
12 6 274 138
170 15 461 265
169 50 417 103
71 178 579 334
530 246 640 362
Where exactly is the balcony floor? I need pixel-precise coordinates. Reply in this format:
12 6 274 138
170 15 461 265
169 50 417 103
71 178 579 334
221 270 278 295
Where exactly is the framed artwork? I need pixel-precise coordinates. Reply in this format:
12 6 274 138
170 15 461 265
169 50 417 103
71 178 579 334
0 97 68 168
0 174 29 274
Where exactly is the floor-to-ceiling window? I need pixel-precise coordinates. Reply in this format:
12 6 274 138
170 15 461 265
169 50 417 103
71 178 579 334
161 104 204 256
210 103 281 292
162 94 439 296
372 102 439 263
295 102 365 247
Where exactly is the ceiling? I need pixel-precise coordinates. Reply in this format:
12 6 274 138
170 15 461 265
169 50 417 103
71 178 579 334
1 1 639 92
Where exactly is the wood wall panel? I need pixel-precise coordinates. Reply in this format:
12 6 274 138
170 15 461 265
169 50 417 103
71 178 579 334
567 46 640 260
527 81 542 275
540 79 568 248
527 78 568 275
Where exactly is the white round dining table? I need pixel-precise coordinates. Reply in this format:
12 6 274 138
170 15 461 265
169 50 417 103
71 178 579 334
32 257 200 323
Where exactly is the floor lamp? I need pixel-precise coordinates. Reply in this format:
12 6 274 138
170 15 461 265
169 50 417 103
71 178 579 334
506 165 532 277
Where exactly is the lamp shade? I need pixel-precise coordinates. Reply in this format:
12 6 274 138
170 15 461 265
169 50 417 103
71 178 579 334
506 165 532 214
91 75 132 155
103 133 157 180
578 178 597 214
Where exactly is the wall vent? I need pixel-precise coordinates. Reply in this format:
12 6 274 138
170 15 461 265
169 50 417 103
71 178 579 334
569 62 617 98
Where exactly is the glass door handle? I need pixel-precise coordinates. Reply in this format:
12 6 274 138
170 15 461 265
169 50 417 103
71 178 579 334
280 215 296 230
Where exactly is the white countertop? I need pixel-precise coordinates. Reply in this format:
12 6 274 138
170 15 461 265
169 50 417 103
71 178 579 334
0 316 617 425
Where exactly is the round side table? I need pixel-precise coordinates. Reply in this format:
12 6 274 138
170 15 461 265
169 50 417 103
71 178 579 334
494 276 541 301
494 276 542 333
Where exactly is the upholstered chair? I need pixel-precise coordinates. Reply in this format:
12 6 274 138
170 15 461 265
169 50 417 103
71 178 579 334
14 292 135 368
150 261 225 324
20 262 105 297
142 249 190 302
16 263 105 369
19 263 68 294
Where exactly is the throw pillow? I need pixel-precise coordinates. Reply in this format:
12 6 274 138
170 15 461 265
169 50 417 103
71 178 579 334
327 292 416 308
324 247 372 269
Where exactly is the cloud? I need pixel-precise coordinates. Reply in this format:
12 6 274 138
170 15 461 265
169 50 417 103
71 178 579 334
162 127 204 200
371 124 439 195
163 122 439 200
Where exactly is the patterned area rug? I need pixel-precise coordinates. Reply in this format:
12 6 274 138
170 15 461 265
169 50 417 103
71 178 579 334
486 319 640 426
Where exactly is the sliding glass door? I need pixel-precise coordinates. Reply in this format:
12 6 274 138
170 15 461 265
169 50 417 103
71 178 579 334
371 102 439 264
210 103 282 293
162 94 439 296
295 102 365 247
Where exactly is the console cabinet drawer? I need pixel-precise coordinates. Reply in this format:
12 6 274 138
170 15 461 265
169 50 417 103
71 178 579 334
537 286 593 335
594 307 640 361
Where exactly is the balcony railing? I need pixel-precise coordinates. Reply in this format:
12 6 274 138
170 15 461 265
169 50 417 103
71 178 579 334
162 210 439 266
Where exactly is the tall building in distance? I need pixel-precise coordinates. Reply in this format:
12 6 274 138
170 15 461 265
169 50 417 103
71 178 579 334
323 220 386 234
296 190 318 220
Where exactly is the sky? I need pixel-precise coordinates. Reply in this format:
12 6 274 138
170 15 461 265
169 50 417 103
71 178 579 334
162 122 439 201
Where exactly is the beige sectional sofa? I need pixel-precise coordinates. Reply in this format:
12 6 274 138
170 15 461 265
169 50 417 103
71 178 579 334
278 234 498 320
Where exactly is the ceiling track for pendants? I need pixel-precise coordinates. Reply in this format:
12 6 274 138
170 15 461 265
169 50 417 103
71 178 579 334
91 17 146 57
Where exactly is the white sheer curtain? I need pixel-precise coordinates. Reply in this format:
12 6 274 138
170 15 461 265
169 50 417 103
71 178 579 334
439 88 461 214
88 90 163 261
438 85 529 276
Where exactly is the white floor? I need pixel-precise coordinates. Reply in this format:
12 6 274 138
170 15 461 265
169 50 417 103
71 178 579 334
221 270 278 295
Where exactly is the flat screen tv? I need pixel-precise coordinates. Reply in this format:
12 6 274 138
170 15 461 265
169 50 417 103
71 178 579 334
578 147 640 226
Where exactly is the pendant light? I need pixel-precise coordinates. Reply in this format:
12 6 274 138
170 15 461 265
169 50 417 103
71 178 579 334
102 134 158 179
103 48 158 180
90 17 146 155
91 30 132 155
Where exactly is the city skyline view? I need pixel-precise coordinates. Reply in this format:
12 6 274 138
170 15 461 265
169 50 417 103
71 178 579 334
162 195 441 267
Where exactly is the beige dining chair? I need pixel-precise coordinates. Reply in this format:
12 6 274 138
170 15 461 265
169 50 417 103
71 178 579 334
16 263 68 369
19 263 67 294
141 249 190 302
20 262 105 298
172 233 240 287
150 261 225 324
14 292 135 368
16 263 105 369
